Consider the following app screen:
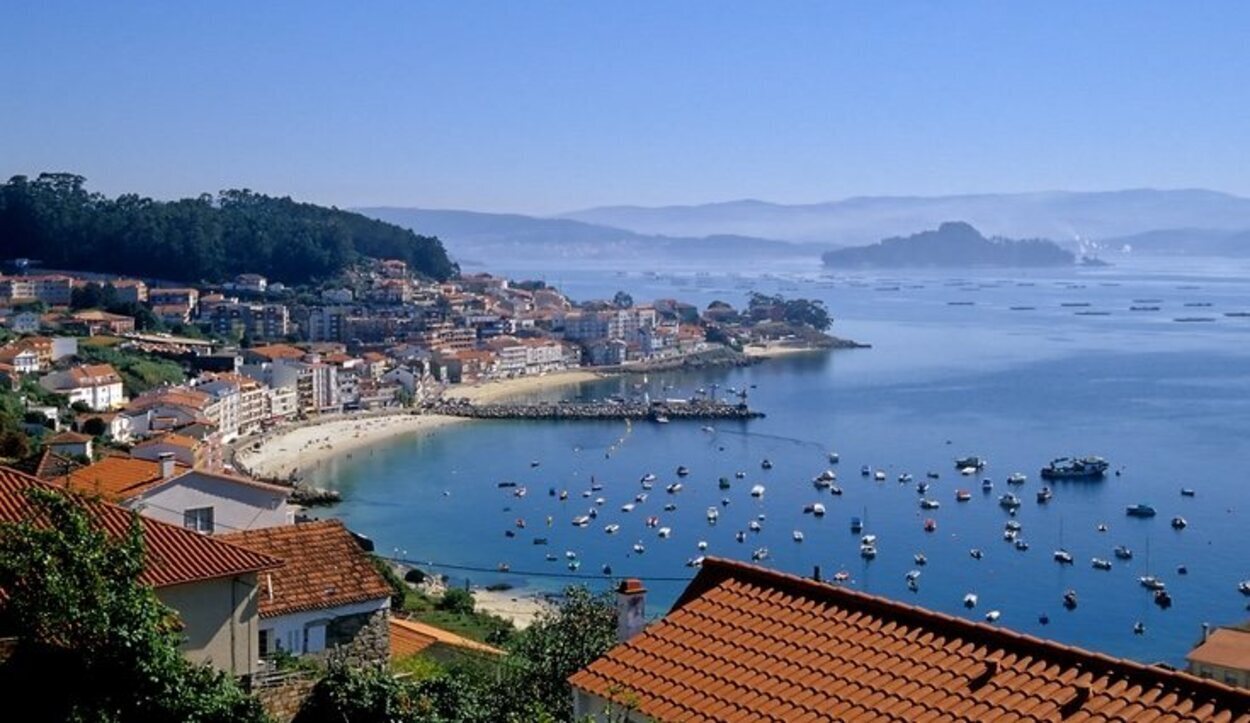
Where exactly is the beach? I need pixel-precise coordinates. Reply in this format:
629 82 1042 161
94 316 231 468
742 340 828 358
236 413 467 480
453 369 608 403
471 587 554 630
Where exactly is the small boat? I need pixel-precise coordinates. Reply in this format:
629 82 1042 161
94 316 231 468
532 537 548 545
604 524 620 534
701 425 713 433
1004 520 1022 532
914 553 928 566
1063 590 1078 610
1114 545 1133 560
1096 523 1108 532
927 471 941 479
982 479 994 491
1134 621 1146 635
685 556 704 568
915 482 929 494
828 452 840 463
504 530 516 538
545 553 558 561
588 508 598 519
1238 581 1250 596
961 466 978 476
750 484 766 498
1092 558 1112 570
748 521 762 532
515 518 526 528
590 482 604 491
860 544 877 559
874 470 887 481
565 551 577 559
998 493 1021 509
572 515 590 527
1180 488 1196 497
621 503 635 512
955 489 972 502
721 497 731 506
752 547 769 561
664 503 677 511
654 415 670 424
633 542 645 554
1038 613 1050 625
860 465 871 476
955 456 986 471
641 473 657 483
1003 529 1017 542
804 503 826 516
1036 487 1053 503
697 540 708 550
905 570 921 582
830 485 843 495
594 497 606 506
735 531 746 543
1053 549 1074 564
666 483 683 494
706 507 719 522
1139 576 1166 591
718 477 731 489
815 469 837 482
657 527 672 538
963 593 977 608
761 459 773 470
1171 516 1187 529
635 492 648 503
1154 589 1172 608
1014 539 1029 551
602 564 612 575
675 466 690 477
969 548 984 560
899 472 914 483
530 460 540 468
833 571 850 582
1177 565 1188 575
923 518 937 532
985 610 1001 623
1007 473 1027 485
497 481 517 488
861 534 877 545
568 560 580 571
513 486 527 497
1126 503 1156 518
645 516 659 528
919 498 940 510
850 516 863 533
735 471 747 479
1041 456 1109 480
792 530 804 542
558 490 568 500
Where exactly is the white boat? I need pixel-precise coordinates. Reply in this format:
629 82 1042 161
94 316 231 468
1007 473 1028 485
635 493 647 503
686 556 704 568
748 521 762 532
898 473 914 483
816 470 837 482
640 473 657 483
620 503 635 512
985 610 1001 623
566 550 578 559
828 452 840 463
706 507 719 522
760 459 773 469
905 570 921 582
697 540 708 550
810 503 826 517
752 547 770 561
666 483 683 494
657 527 672 538
919 498 940 510
969 549 984 560
1004 520 1022 532
998 493 1022 509
1053 549 1073 564
874 470 887 481
1139 576 1166 591
633 542 645 554
572 515 590 527
792 530 804 542
963 593 978 608
860 544 877 559
654 415 670 424
1238 581 1250 595
861 534 877 545
1092 558 1112 570
604 524 620 534
961 466 978 476
595 497 606 506
1014 539 1029 551
750 484 766 498
914 553 927 566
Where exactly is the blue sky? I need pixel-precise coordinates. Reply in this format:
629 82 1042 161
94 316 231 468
3 2 1248 214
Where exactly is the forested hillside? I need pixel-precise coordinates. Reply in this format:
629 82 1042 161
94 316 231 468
0 173 457 283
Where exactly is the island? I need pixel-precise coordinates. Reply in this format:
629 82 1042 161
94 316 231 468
821 221 1074 268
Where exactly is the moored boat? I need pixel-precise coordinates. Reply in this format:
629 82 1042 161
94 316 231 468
1041 456 1109 480
1171 516 1187 529
955 489 972 502
955 456 986 471
998 493 1021 509
1114 545 1133 559
1125 503 1156 518
1092 558 1112 570
1007 473 1028 485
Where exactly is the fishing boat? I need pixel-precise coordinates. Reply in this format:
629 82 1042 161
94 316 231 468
969 548 984 560
923 518 937 532
1053 549 1074 564
1126 503 1156 518
998 493 1021 509
750 484 766 498
1180 488 1196 497
752 547 769 561
657 527 672 538
914 553 928 566
1092 558 1112 570
1015 539 1029 551
1063 590 1078 610
1114 545 1133 559
919 498 940 510
1171 516 1187 529
792 530 804 542
675 466 690 477
1040 456 1109 480
666 483 682 494
706 507 719 522
1037 487 1053 503
1007 473 1028 485
604 524 620 534
761 459 773 470
955 489 972 502
955 456 987 471
982 479 994 491
963 593 977 608
860 544 877 559
860 465 871 476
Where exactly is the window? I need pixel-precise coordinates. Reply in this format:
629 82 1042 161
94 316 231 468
304 623 326 654
183 506 214 534
258 629 271 657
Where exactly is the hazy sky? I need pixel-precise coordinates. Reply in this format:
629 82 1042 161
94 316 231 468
4 2 1248 214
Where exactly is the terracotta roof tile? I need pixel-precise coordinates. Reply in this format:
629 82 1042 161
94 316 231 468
570 558 1250 723
0 466 279 588
220 520 391 617
60 455 189 501
1188 629 1250 672
388 617 504 659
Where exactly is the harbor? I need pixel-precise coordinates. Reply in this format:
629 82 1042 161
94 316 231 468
430 398 764 421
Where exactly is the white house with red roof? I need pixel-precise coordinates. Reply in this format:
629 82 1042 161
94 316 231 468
39 363 127 410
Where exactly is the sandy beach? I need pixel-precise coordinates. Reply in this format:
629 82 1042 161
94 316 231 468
453 369 608 404
236 412 467 480
471 587 555 630
743 341 828 358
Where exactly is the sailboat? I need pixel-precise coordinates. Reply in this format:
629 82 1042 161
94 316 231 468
1053 518 1073 565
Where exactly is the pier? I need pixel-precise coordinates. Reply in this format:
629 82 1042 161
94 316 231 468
430 398 764 421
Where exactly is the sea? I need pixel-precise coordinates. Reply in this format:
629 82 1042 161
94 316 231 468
308 254 1250 666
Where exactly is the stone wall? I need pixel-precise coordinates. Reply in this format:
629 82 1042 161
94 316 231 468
255 675 317 723
325 608 389 666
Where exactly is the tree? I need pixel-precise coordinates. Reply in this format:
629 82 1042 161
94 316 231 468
611 291 634 309
437 587 475 615
0 486 265 722
81 417 108 437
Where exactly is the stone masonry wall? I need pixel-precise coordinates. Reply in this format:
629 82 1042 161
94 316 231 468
324 608 389 667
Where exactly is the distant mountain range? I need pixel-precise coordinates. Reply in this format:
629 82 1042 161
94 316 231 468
561 189 1250 248
1099 227 1250 257
356 207 825 266
822 222 1074 269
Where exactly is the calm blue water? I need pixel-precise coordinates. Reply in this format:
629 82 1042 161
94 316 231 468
312 256 1250 665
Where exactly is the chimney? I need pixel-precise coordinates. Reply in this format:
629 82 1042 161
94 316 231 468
615 578 647 642
1202 622 1210 643
158 452 175 479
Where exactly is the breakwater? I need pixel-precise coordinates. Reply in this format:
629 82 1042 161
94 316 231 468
430 399 763 421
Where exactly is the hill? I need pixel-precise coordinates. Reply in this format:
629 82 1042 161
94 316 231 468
356 206 824 268
562 189 1250 247
821 222 1074 268
1099 227 1250 257
0 173 457 284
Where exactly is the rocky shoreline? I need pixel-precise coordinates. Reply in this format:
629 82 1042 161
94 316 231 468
431 398 764 421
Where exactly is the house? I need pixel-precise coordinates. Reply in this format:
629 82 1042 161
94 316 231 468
1189 627 1250 688
390 617 503 665
61 454 191 501
39 363 127 411
131 432 208 469
111 278 148 303
76 411 133 442
220 520 392 663
0 346 38 374
0 467 281 677
9 310 40 334
45 430 93 459
235 273 268 293
8 447 82 481
569 558 1250 722
68 308 136 335
148 287 200 317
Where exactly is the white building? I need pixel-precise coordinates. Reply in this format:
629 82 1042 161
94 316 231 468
127 466 295 534
40 364 127 411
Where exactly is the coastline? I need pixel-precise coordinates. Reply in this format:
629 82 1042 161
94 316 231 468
471 587 554 630
743 341 828 358
453 368 609 404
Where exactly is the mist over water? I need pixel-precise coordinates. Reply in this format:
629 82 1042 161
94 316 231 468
314 255 1250 665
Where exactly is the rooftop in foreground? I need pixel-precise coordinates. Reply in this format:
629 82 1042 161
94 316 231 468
570 557 1250 722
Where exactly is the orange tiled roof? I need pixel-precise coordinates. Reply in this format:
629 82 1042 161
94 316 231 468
1188 628 1250 672
47 430 92 444
61 455 188 501
220 520 392 618
570 558 1250 723
389 617 504 660
0 467 279 588
248 344 306 361
8 448 82 481
134 432 199 450
67 364 122 387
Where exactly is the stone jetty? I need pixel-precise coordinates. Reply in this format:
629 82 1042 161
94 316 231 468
431 398 763 421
